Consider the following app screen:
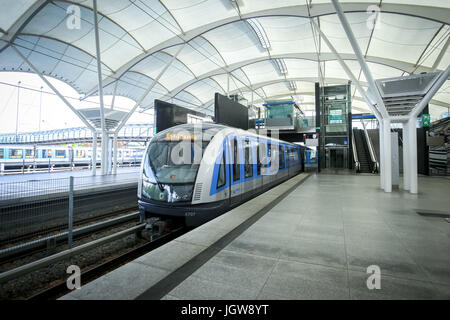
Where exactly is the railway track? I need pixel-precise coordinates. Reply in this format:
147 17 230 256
28 226 188 300
0 207 138 249
0 208 190 300
0 210 140 265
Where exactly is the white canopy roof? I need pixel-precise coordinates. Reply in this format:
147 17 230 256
0 0 449 119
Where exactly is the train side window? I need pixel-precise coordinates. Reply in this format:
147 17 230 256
0 148 4 159
25 149 34 158
232 138 240 181
10 149 23 159
244 138 253 178
259 141 268 170
76 150 85 158
256 141 262 175
55 150 66 158
287 147 294 168
217 152 226 188
279 145 285 169
290 148 295 167
293 148 299 165
266 142 272 168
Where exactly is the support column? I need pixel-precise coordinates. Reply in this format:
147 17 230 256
113 133 118 175
402 122 410 190
92 132 97 176
10 44 98 175
107 136 113 174
379 119 384 190
227 73 230 97
408 117 418 194
383 118 392 192
93 0 107 175
101 132 110 175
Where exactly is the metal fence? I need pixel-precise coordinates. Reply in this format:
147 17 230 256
0 158 142 176
0 170 139 259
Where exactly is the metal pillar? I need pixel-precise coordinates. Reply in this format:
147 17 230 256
114 44 186 138
68 176 74 249
227 73 230 97
383 118 392 192
310 18 382 121
107 136 113 174
92 132 97 176
38 86 43 131
100 132 109 175
331 0 388 119
93 0 107 175
111 81 118 110
408 117 418 194
379 120 384 189
411 66 450 118
113 133 118 175
10 45 96 132
431 36 450 72
15 81 21 141
402 122 410 191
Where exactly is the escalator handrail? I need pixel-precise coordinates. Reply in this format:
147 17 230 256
361 122 379 172
351 130 360 172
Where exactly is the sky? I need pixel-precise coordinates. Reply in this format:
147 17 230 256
0 72 154 134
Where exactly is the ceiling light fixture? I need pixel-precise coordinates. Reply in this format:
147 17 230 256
273 58 288 75
247 18 271 49
288 81 297 91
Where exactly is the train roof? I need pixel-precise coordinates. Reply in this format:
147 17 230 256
153 123 299 147
0 144 35 148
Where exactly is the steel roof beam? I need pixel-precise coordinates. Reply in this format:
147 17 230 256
310 18 382 121
80 2 449 96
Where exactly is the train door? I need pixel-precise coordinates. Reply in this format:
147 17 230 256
261 139 272 190
242 137 257 200
278 144 288 182
68 146 74 167
228 135 243 206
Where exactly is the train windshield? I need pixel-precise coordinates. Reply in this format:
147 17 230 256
141 124 225 203
145 140 210 184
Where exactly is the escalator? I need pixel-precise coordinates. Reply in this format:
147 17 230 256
353 128 378 173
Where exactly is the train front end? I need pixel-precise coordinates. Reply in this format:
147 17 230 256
138 124 226 226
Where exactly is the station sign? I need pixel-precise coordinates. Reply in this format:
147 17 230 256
421 114 430 127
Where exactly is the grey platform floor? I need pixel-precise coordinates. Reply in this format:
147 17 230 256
61 173 450 300
163 174 450 300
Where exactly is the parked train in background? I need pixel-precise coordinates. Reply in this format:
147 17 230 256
0 144 145 174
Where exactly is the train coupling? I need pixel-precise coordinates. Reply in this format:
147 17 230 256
141 217 169 240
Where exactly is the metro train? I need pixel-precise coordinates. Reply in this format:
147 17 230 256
0 144 145 171
138 123 304 227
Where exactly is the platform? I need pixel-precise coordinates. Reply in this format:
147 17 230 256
0 167 139 204
61 173 450 300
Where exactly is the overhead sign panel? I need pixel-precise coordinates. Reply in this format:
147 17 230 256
214 93 249 130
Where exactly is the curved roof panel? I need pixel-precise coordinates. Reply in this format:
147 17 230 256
0 0 448 120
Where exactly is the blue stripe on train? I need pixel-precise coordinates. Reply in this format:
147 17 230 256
209 135 302 196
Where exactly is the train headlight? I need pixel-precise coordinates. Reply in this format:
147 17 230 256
142 179 165 201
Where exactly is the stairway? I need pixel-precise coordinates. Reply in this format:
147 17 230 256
353 129 373 173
